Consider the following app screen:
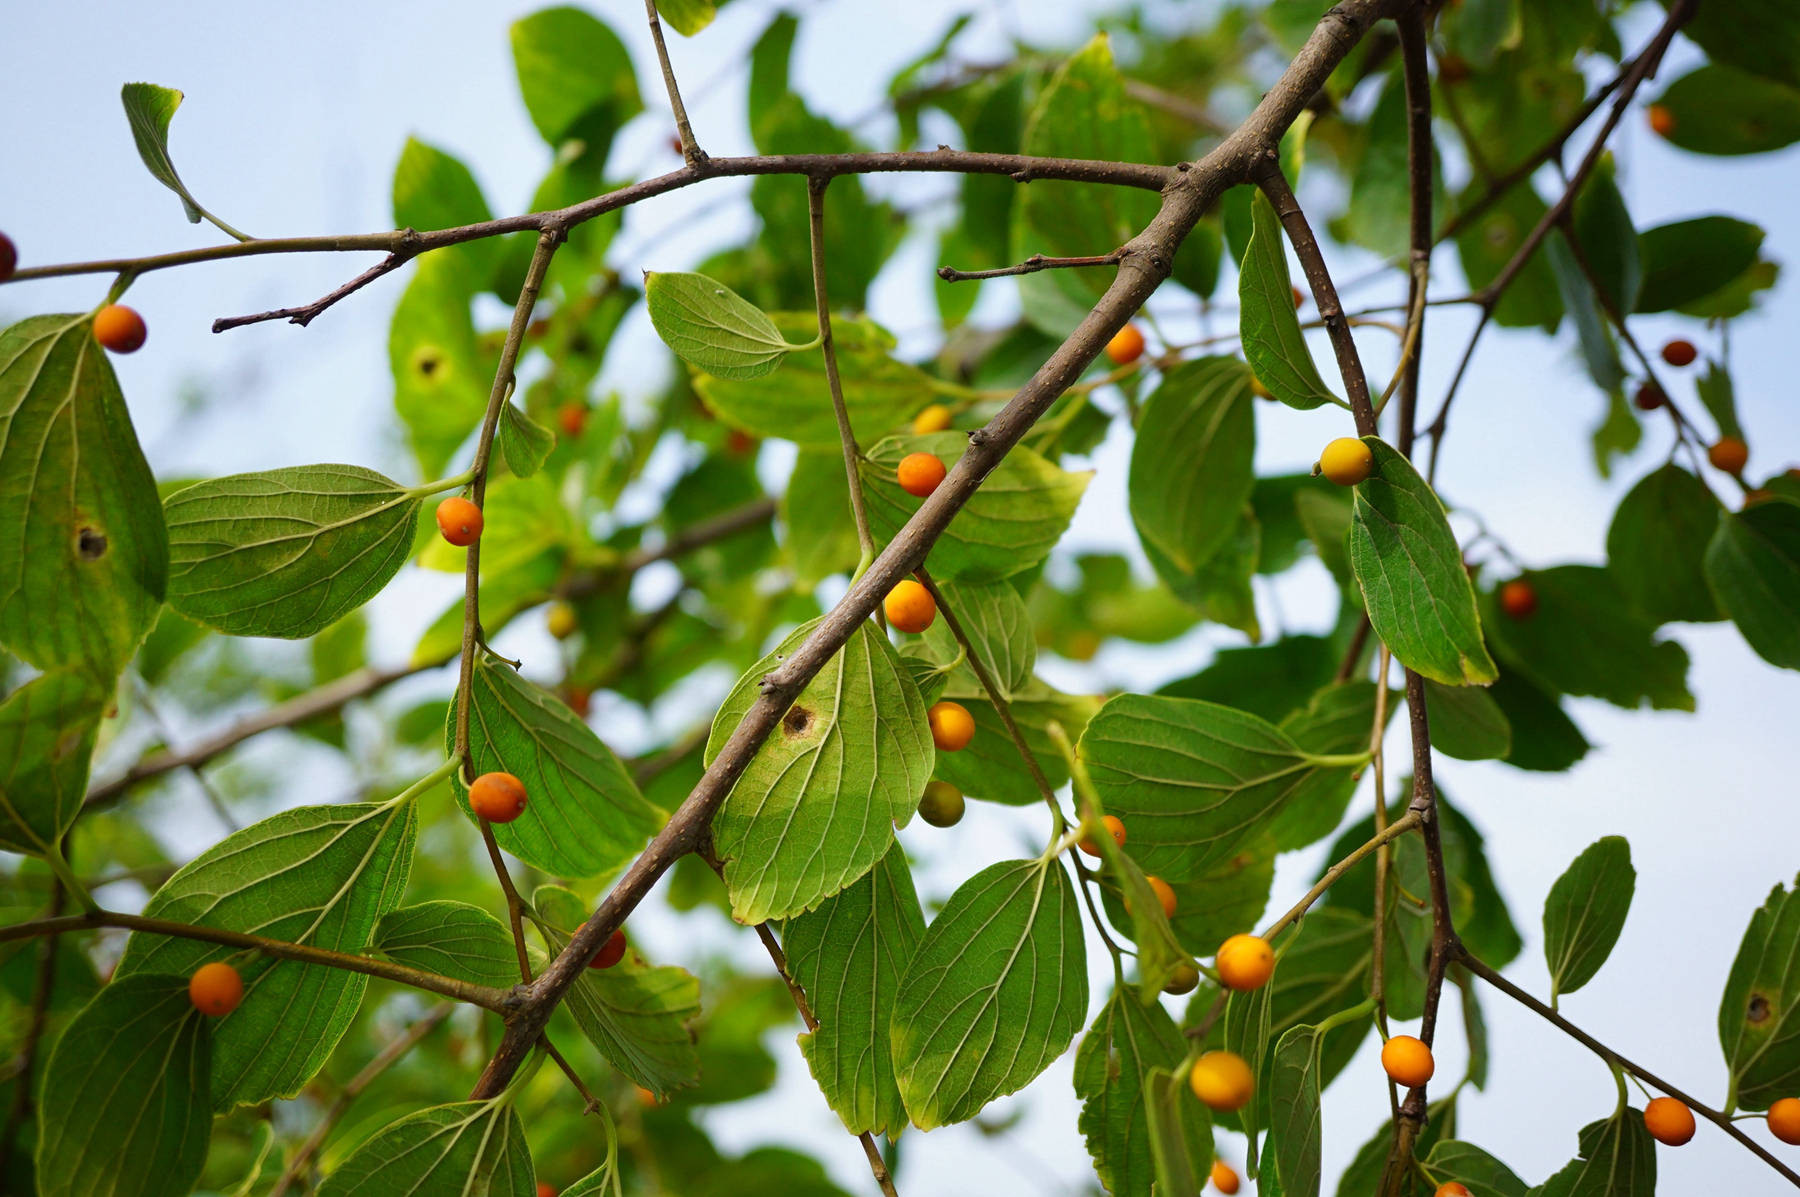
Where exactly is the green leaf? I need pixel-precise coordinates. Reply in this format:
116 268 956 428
1223 979 1274 1153
1423 1140 1530 1197
454 654 665 878
1336 1097 1457 1197
1075 990 1204 1196
1570 156 1640 313
315 1101 534 1197
1718 878 1800 1109
1652 65 1800 156
1705 499 1800 670
0 315 168 684
1144 1066 1216 1197
1336 74 1445 260
1668 0 1800 89
1606 465 1723 623
391 137 499 284
1695 360 1744 441
116 799 418 1109
861 432 1090 582
1129 357 1257 572
1422 679 1512 761
1482 566 1693 710
510 6 643 157
782 845 925 1137
373 900 520 989
1078 693 1330 881
163 465 420 640
1635 217 1764 313
120 82 203 222
1488 670 1589 773
693 314 931 444
1106 843 1275 959
1543 837 1635 1003
891 858 1087 1128
1589 387 1640 480
1271 681 1394 851
496 401 554 480
1159 634 1336 723
390 253 491 476
706 620 932 922
656 0 717 36
1454 180 1563 330
1347 438 1498 686
1240 193 1341 410
34 975 211 1197
918 577 1036 701
532 885 702 1100
0 669 106 858
929 677 1098 806
1547 235 1626 394
645 272 795 379
1268 1024 1324 1197
1532 1108 1656 1197
1013 36 1157 336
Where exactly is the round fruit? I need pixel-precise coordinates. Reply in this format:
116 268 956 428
884 579 937 633
726 429 758 456
1146 875 1178 918
636 1085 659 1107
0 232 16 282
1106 323 1146 366
1210 1159 1241 1194
928 701 976 752
189 961 244 1017
538 1184 557 1197
912 404 953 435
1499 578 1537 621
557 402 587 438
1381 1034 1435 1088
1250 375 1273 400
1709 436 1750 474
1319 437 1374 486
547 601 579 640
918 780 966 828
1435 1185 1472 1197
1648 104 1675 138
1078 814 1127 858
589 928 628 970
1661 339 1698 367
436 497 484 546
1216 933 1275 991
1644 1096 1696 1146
93 304 147 353
1633 382 1665 411
469 771 528 823
1292 284 1305 309
564 687 591 718
1767 1097 1800 1145
897 452 948 498
1188 1050 1255 1112
1163 963 1200 996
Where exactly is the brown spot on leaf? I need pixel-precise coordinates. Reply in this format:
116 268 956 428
781 704 814 739
77 527 107 560
1749 993 1772 1024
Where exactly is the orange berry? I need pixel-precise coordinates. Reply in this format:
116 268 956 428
1216 933 1275 991
1381 1035 1435 1088
1709 436 1749 474
918 781 965 827
563 686 591 718
1648 103 1675 138
436 497 484 546
1435 1186 1471 1197
0 232 15 282
1633 382 1665 411
1188 1050 1255 1112
1163 963 1200 996
1499 578 1537 621
1210 1159 1241 1193
896 452 948 498
93 304 147 353
1146 875 1177 918
636 1085 659 1107
884 579 937 633
1767 1097 1800 1144
1661 338 1698 367
188 961 244 1017
557 402 587 438
1106 323 1146 366
469 771 528 823
538 1184 557 1197
1318 437 1374 486
1644 1096 1696 1146
928 701 975 752
589 928 627 970
546 600 579 640
726 429 758 456
1249 374 1273 400
1077 814 1126 858
1291 284 1305 309
911 404 953 435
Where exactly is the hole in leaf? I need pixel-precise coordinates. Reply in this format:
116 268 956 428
1749 993 1772 1024
412 346 446 379
76 527 107 560
781 704 814 739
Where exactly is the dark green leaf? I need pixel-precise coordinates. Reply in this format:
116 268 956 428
1348 438 1498 686
1424 1140 1530 1197
1130 357 1257 573
315 1101 534 1196
1158 635 1336 723
918 576 1036 701
1532 1108 1655 1197
1718 877 1800 1109
373 900 519 989
1075 989 1203 1196
1635 217 1764 313
0 669 106 858
1667 0 1800 89
1488 670 1589 773
1543 836 1635 1002
1268 1024 1324 1197
1705 499 1800 670
1271 681 1394 851
1423 680 1512 761
1570 157 1640 313
1606 465 1723 623
0 315 168 684
1695 360 1744 441
930 678 1097 806
120 82 203 222
1652 65 1800 156
1240 194 1341 411
1454 181 1563 330
1144 1066 1216 1197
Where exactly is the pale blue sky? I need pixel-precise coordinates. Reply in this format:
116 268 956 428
5 2 1800 1194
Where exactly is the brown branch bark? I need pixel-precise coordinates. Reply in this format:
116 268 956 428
936 251 1124 283
643 0 706 167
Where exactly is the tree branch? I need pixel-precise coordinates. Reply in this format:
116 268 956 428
465 0 1409 1103
808 176 876 564
936 251 1123 283
643 0 706 167
1263 809 1420 944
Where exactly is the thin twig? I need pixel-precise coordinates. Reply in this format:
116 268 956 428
1458 950 1800 1189
481 822 535 982
1262 809 1420 943
808 177 876 563
936 250 1123 283
545 1036 604 1114
643 0 706 167
268 1004 455 1197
